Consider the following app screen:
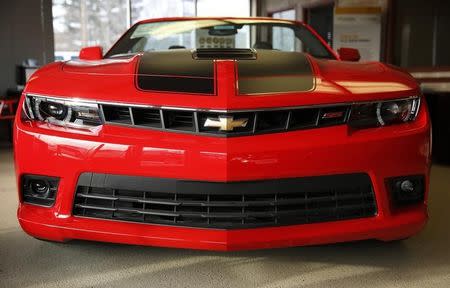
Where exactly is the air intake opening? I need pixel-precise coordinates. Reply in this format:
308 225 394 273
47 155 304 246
132 107 162 128
102 105 132 125
163 110 195 131
193 48 257 60
73 173 377 229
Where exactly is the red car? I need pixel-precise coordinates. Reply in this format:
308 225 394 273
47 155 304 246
15 17 431 251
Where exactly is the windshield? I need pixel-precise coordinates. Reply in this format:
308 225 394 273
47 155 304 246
105 19 335 59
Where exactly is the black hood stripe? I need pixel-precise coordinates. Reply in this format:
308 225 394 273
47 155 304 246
237 50 314 95
136 50 314 95
137 50 215 94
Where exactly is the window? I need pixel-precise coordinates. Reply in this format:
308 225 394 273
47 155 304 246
131 0 195 23
196 0 250 17
53 0 251 61
196 0 251 48
272 9 296 20
272 9 296 51
131 0 250 20
52 0 129 61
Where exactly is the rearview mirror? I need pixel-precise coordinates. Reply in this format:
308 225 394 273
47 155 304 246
79 46 103 60
338 48 361 62
208 24 241 36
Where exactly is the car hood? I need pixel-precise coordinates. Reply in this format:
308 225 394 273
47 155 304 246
25 50 420 110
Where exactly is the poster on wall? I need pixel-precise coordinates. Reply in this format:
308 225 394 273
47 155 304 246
333 8 382 61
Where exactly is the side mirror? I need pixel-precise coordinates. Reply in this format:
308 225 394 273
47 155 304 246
79 46 103 60
338 48 361 62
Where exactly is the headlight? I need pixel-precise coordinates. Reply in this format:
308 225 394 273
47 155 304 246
348 97 420 128
24 95 102 128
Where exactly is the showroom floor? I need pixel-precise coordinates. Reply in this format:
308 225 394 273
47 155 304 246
0 147 449 288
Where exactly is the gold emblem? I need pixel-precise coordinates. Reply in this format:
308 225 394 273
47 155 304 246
204 115 249 131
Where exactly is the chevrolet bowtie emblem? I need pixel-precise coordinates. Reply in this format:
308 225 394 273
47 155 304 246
204 115 249 131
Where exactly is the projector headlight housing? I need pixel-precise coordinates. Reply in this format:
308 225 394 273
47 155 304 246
349 97 420 128
23 95 102 129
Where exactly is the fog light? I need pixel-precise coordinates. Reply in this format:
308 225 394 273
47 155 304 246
400 180 415 193
388 175 425 206
22 175 59 207
30 180 50 197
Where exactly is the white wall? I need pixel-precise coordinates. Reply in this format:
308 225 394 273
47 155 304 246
259 0 387 21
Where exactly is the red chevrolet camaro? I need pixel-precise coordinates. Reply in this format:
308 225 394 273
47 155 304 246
14 17 431 251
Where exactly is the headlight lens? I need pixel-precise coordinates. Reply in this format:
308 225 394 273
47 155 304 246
24 95 102 128
348 97 420 128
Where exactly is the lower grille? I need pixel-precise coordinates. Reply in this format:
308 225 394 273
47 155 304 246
73 173 377 229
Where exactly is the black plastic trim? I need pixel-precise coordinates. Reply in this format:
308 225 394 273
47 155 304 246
76 173 371 195
21 175 60 207
387 175 425 206
73 173 377 229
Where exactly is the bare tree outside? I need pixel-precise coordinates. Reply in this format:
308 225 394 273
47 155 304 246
52 0 250 60
53 0 128 60
131 0 195 23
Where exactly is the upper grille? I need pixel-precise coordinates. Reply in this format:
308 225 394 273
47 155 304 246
73 173 377 229
100 104 351 137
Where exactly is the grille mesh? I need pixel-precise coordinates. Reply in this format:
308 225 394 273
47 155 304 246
73 173 377 229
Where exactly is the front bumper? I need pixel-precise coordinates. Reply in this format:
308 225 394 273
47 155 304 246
19 204 426 251
15 103 431 250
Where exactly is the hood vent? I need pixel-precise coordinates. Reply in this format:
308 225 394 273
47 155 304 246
193 48 257 60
